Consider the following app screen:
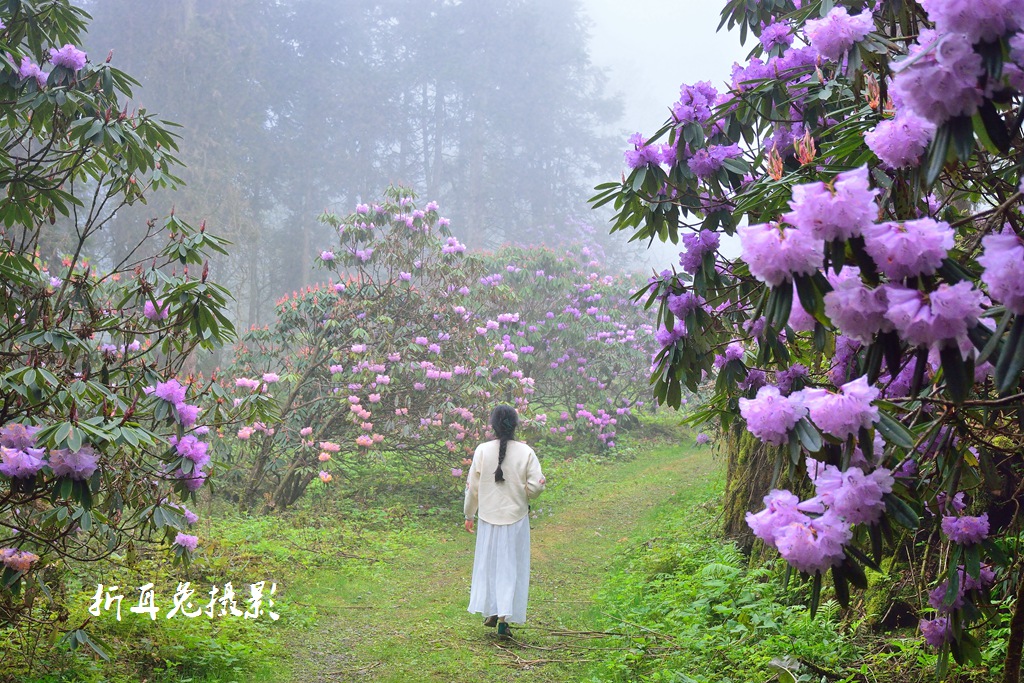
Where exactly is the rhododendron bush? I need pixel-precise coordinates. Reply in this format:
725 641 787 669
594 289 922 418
595 0 1024 677
216 187 655 511
0 1 235 653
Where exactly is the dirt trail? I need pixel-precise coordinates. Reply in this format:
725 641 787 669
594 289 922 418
279 445 718 682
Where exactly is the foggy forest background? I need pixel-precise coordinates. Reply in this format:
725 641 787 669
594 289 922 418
76 0 629 330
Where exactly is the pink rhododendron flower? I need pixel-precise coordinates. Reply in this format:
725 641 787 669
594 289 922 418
320 441 340 453
174 533 199 552
884 282 984 349
738 221 823 286
799 375 880 439
319 471 333 483
0 446 46 478
891 30 983 125
978 231 1024 314
805 7 874 61
919 0 1024 43
823 275 892 344
0 548 40 572
143 299 169 321
738 385 808 445
49 44 87 70
300 426 313 437
783 166 879 242
774 511 852 574
153 379 187 405
745 489 810 548
941 513 989 545
862 218 954 280
865 111 935 168
48 446 99 481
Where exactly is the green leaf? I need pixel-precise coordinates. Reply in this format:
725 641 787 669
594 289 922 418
995 316 1024 395
794 418 822 453
883 493 919 529
964 543 980 580
939 345 970 404
924 123 951 186
831 565 850 607
810 572 822 618
876 412 915 449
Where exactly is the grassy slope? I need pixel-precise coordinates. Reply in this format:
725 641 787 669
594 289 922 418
273 443 721 682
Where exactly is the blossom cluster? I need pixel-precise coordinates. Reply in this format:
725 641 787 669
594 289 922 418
0 422 99 481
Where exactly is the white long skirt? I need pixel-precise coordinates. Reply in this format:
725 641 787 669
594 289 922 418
468 516 531 624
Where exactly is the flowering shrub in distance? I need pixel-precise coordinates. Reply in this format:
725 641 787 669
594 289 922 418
214 187 655 511
594 0 1024 675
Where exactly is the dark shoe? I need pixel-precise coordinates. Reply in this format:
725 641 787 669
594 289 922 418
483 615 498 627
497 622 511 637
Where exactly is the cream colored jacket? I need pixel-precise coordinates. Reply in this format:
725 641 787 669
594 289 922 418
464 439 545 525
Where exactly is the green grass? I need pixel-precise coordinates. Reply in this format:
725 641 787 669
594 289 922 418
11 429 724 682
270 441 722 682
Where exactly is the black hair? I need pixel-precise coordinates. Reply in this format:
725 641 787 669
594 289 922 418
490 404 518 483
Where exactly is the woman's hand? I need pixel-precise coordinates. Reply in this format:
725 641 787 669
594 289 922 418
464 519 474 533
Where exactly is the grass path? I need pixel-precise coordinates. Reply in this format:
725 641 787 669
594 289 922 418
274 444 721 682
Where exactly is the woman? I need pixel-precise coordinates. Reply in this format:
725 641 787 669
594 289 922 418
463 405 545 636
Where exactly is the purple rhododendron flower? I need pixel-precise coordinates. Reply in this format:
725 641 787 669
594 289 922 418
919 0 1024 44
760 21 794 51
18 57 48 88
49 44 87 71
48 446 99 480
731 58 772 92
783 166 879 242
176 402 200 428
183 508 200 525
805 458 894 525
178 467 207 492
678 230 720 274
153 379 187 405
891 30 984 125
667 291 704 318
673 81 718 123
823 271 892 344
941 513 989 545
738 385 808 446
805 7 874 61
776 364 808 395
799 375 880 439
171 435 211 470
0 446 46 479
884 282 984 349
0 423 41 451
928 580 965 613
864 111 936 168
745 489 809 548
654 322 687 348
920 617 952 648
978 231 1024 314
688 144 742 181
725 341 745 361
174 532 199 552
143 299 169 321
862 217 954 280
738 221 824 287
774 510 851 574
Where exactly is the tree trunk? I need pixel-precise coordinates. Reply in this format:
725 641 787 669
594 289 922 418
1002 575 1024 683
